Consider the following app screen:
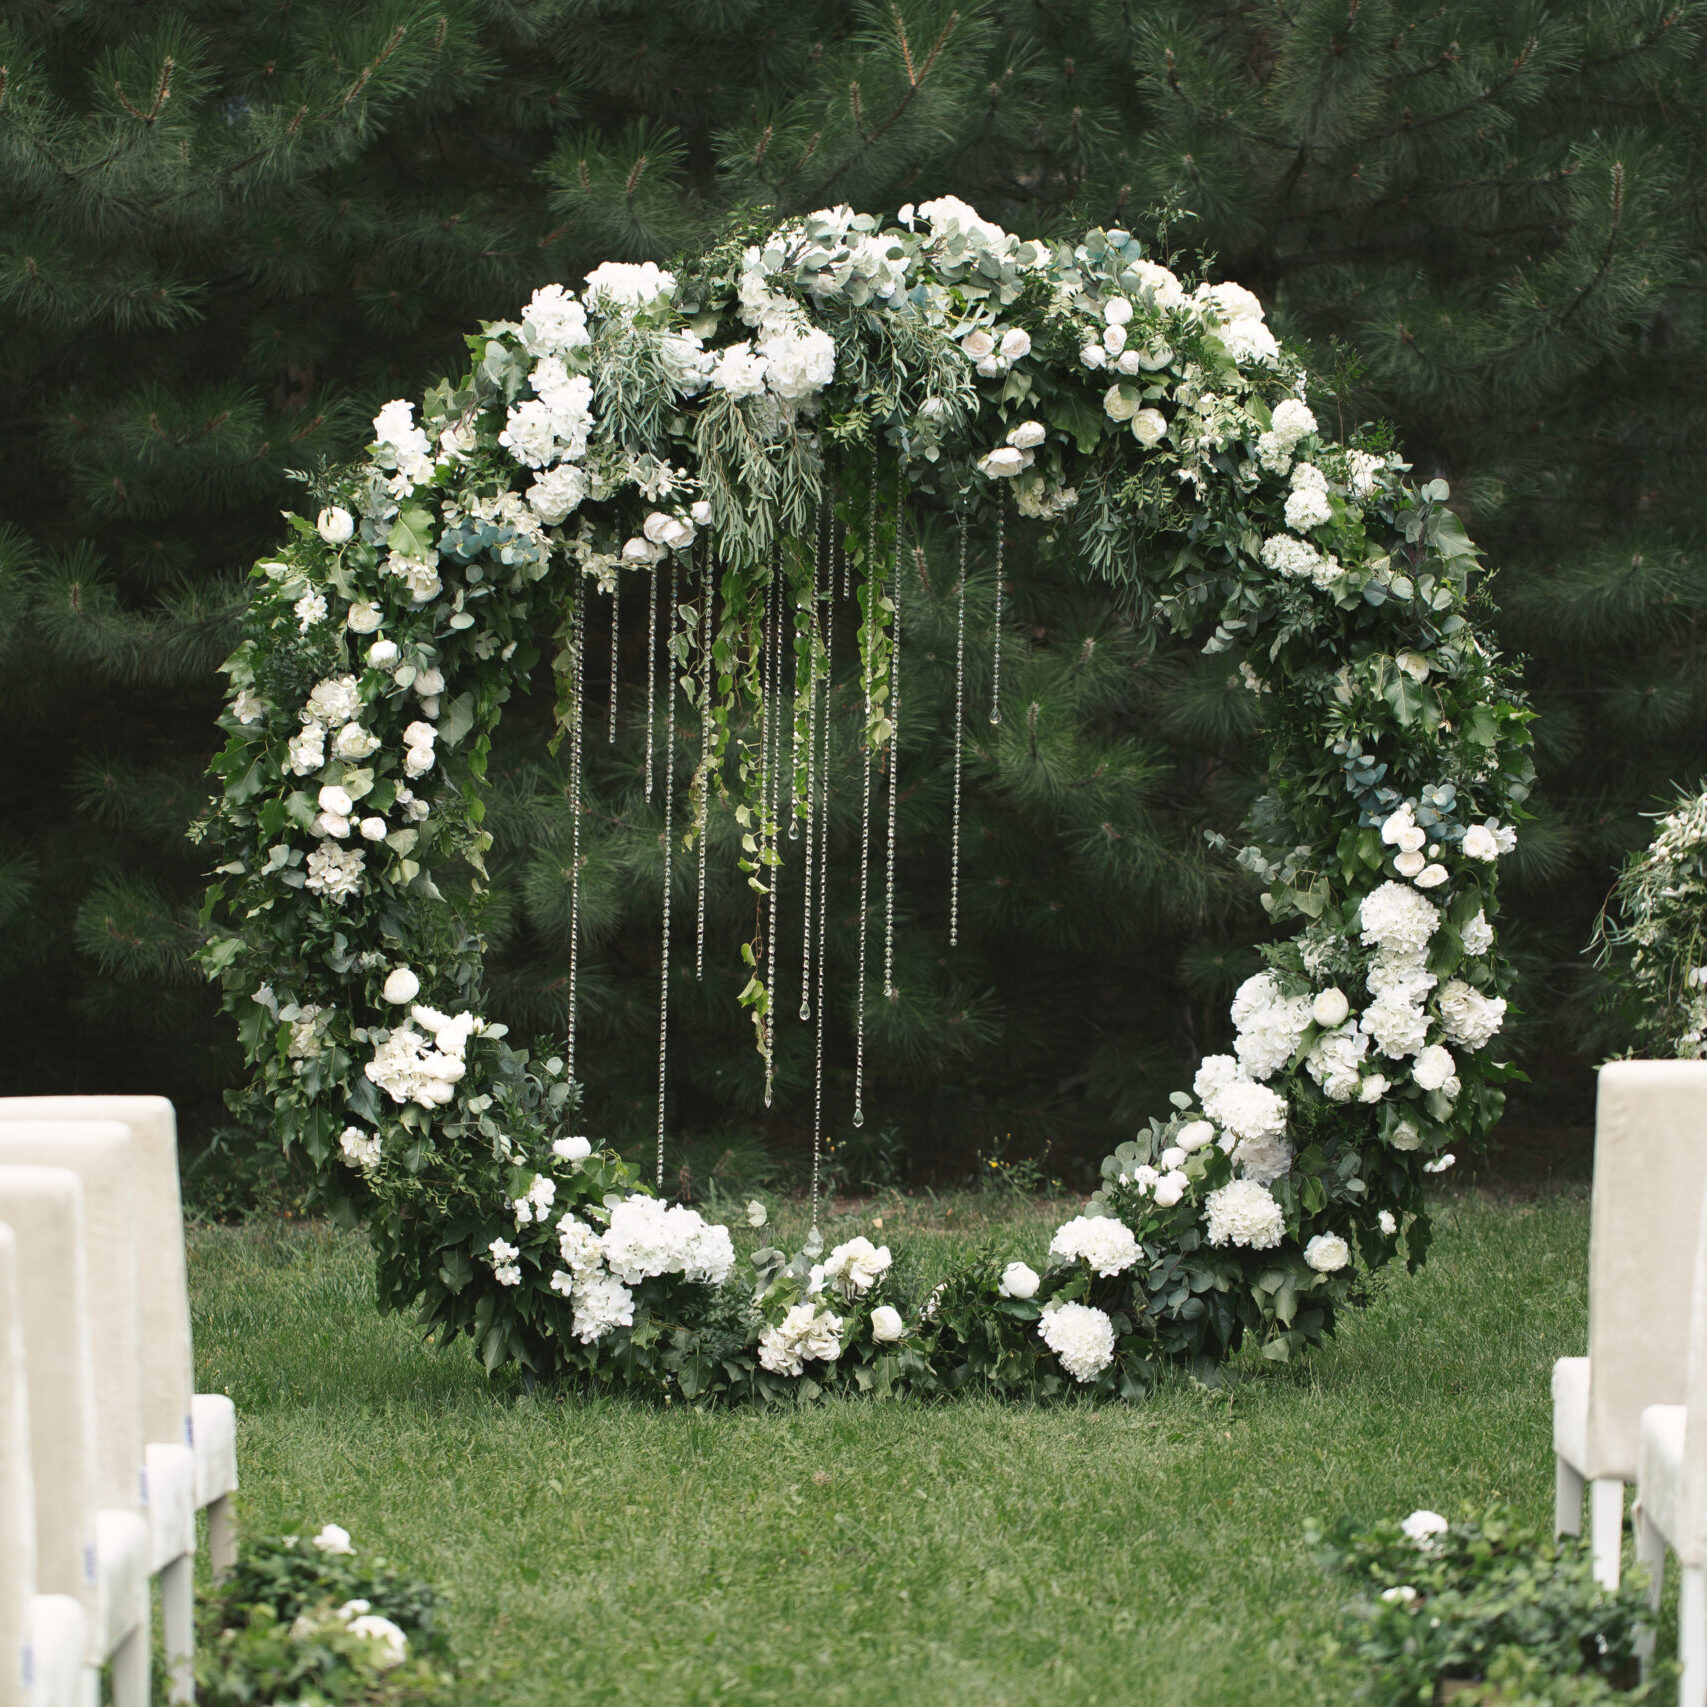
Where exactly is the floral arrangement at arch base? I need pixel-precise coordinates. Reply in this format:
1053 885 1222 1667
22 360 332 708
197 196 1533 1401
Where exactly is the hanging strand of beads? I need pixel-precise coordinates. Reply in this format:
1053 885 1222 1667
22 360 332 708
990 505 1005 725
655 558 677 1190
853 474 879 1130
607 574 619 744
759 564 780 1108
695 558 713 980
883 479 903 1003
950 512 968 948
799 517 825 1022
565 588 584 1083
810 539 835 1236
644 561 659 799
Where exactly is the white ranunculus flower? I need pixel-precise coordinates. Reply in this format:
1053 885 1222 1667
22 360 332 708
869 1305 905 1343
999 1261 1039 1299
1460 823 1499 861
1103 296 1133 326
346 601 383 634
312 1523 355 1555
1304 1232 1350 1273
1152 1170 1189 1208
317 506 355 545
1080 344 1108 369
1102 384 1138 423
1130 408 1168 448
1007 419 1046 450
1360 1073 1390 1103
318 783 354 817
358 816 387 842
1102 322 1128 355
552 1134 593 1163
1394 851 1427 877
1312 988 1350 1028
382 967 420 1005
1414 863 1449 889
999 327 1031 360
961 329 996 360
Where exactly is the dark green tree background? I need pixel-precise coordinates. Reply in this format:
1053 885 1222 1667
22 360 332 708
3 0 1703 1186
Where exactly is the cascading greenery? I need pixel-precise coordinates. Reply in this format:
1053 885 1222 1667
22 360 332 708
198 200 1531 1396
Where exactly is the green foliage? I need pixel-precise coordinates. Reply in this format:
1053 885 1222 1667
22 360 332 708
1317 1505 1673 1706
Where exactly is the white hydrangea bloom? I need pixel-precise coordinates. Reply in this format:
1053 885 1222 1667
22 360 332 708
295 589 328 631
600 1195 738 1286
339 1125 381 1172
555 1214 604 1283
512 1173 557 1227
527 464 590 525
757 1303 845 1375
571 1271 635 1343
917 194 1011 249
1130 259 1186 310
1461 910 1495 956
519 283 592 356
1038 1299 1116 1383
287 723 327 775
1361 989 1432 1060
821 1236 892 1299
1230 974 1313 1080
757 324 836 400
710 341 769 399
1048 1214 1140 1277
584 261 676 309
487 1237 521 1287
1204 1179 1286 1250
1437 979 1507 1051
1260 533 1341 588
305 675 362 726
1347 448 1385 497
305 842 365 903
1359 882 1442 956
1284 463 1333 531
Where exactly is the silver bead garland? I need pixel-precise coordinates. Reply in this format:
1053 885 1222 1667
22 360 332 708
696 559 713 981
951 511 967 948
655 558 677 1189
883 482 902 1003
990 506 1005 725
565 588 584 1083
644 561 658 800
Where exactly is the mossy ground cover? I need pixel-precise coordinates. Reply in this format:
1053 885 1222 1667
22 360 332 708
189 1188 1611 1706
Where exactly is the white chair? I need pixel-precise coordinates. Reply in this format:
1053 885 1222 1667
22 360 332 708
0 1222 88 1707
1633 1174 1707 1706
1554 1059 1707 1588
0 1097 238 1581
0 1166 149 1707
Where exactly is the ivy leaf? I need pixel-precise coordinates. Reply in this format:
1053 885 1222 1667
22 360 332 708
388 506 437 560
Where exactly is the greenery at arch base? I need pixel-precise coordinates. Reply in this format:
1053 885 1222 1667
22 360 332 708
198 199 1533 1402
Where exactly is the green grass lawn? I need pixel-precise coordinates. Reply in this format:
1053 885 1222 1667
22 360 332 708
189 1187 1594 1707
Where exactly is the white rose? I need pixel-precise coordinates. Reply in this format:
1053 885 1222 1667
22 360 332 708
1378 1211 1398 1235
869 1305 906 1343
358 816 387 841
1130 408 1168 447
979 447 1027 477
1080 344 1108 369
317 507 355 545
999 1261 1040 1300
414 668 445 697
1460 823 1499 861
346 602 383 634
1102 322 1128 355
1160 1146 1186 1170
1359 1074 1390 1103
961 329 996 360
1007 420 1046 450
1397 825 1427 854
318 784 354 817
999 327 1031 360
1103 296 1133 326
1115 350 1145 375
382 968 420 1005
367 639 399 668
312 811 350 839
1304 1233 1350 1273
1137 341 1174 371
552 1134 593 1163
691 500 712 526
1394 851 1427 877
1414 863 1449 889
1152 1170 1189 1208
312 1523 355 1555
1176 1120 1216 1153
332 723 381 761
1102 385 1138 422
1412 1044 1456 1093
1402 1510 1450 1547
403 721 436 749
1312 988 1350 1028
1390 1120 1421 1151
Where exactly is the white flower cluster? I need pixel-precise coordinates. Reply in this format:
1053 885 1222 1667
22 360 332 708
1048 1214 1140 1276
1360 881 1442 957
1283 462 1333 532
1192 279 1280 366
599 1194 737 1286
819 1236 892 1300
757 1302 845 1376
512 1173 556 1227
1230 972 1313 1080
1037 1299 1116 1383
1260 531 1342 589
487 1236 522 1287
1437 978 1506 1051
1257 398 1317 473
364 1003 484 1109
339 1125 381 1173
551 1214 637 1344
1193 1054 1292 1183
1203 1178 1286 1250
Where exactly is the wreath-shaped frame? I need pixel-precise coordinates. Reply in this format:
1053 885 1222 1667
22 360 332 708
199 199 1533 1399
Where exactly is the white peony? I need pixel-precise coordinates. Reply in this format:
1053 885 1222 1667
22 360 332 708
1414 863 1449 889
346 601 383 634
999 1261 1040 1299
1102 384 1138 423
1152 1170 1189 1208
978 446 1028 478
1049 1214 1140 1276
869 1305 905 1343
1037 1299 1116 1384
1176 1119 1217 1154
1007 419 1046 449
1312 988 1350 1028
1307 1022 1369 1102
332 723 381 761
1204 1179 1286 1250
1304 1233 1351 1273
821 1236 892 1299
1437 979 1506 1050
1359 882 1442 956
306 676 362 727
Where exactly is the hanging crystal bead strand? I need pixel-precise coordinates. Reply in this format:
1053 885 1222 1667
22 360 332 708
644 561 658 799
883 483 903 1003
695 559 713 980
799 518 825 1022
607 575 619 744
759 567 780 1108
852 479 878 1130
565 589 584 1083
810 549 834 1238
951 512 968 948
655 559 677 1190
990 506 1005 725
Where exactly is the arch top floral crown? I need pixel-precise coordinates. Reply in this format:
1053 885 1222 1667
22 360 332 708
198 196 1534 1400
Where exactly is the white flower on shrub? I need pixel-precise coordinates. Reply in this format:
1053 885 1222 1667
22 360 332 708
1437 979 1506 1050
1360 882 1441 956
1381 804 1428 854
1401 1509 1450 1548
1131 259 1186 309
1204 1179 1286 1250
346 601 382 634
1260 533 1340 588
1049 1214 1140 1276
1360 1073 1390 1103
1414 863 1449 889
571 1271 634 1343
1176 1119 1216 1153
1306 1022 1369 1102
600 1195 737 1286
527 464 590 525
305 675 362 726
403 721 437 778
1389 1120 1422 1151
305 842 365 903
869 1305 905 1343
364 1007 481 1110
555 1214 604 1283
294 589 327 631
382 967 419 1005
1152 1170 1190 1208
1130 408 1168 448
1231 972 1312 1080
757 1303 845 1376
519 283 592 355
1423 1153 1456 1174
1312 987 1350 1028
339 1126 381 1173
513 1173 556 1226
584 261 676 310
1283 463 1333 531
552 1134 592 1164
1304 1233 1351 1273
345 1613 409 1669
1038 1299 1116 1383
287 721 327 773
1379 1211 1398 1235
821 1236 892 1299
1000 1261 1040 1299
1461 910 1495 956
312 1523 355 1555
317 506 355 545
1411 1044 1459 1096
487 1238 522 1286
757 324 836 400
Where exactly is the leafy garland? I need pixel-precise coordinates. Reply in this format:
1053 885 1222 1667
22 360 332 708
1597 781 1707 1058
197 199 1533 1399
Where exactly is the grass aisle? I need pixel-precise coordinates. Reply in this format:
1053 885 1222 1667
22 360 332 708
190 1189 1588 1707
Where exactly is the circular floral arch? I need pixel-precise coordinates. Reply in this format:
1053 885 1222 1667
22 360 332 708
200 199 1533 1399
